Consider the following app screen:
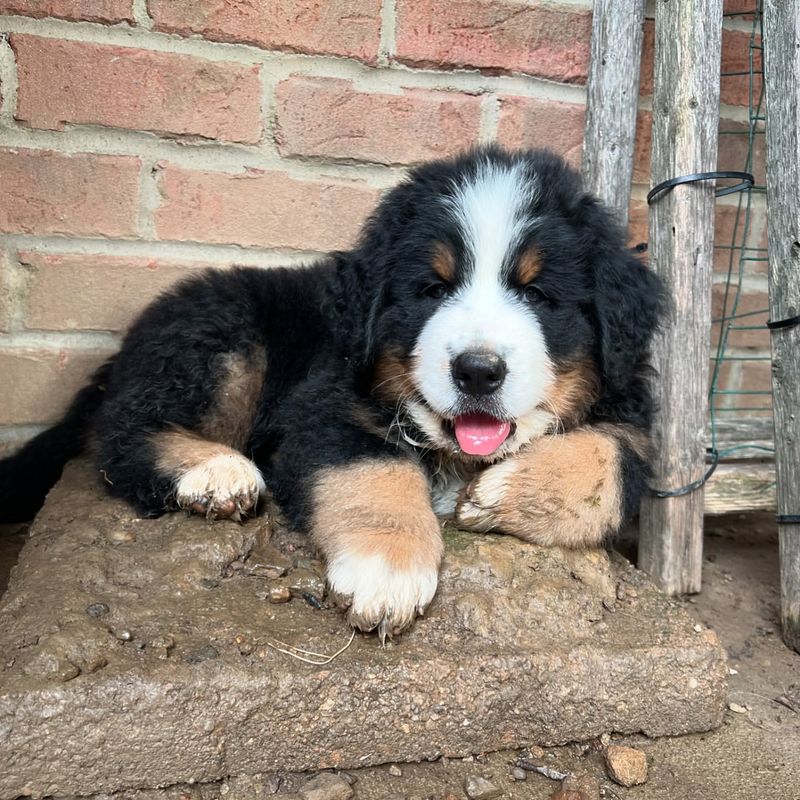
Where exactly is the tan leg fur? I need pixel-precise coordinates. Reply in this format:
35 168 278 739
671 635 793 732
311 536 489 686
312 459 443 638
456 427 632 547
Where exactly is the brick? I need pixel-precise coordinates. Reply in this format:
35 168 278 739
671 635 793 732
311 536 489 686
0 0 133 23
0 148 140 238
275 77 481 165
712 285 770 349
713 359 773 416
627 202 758 258
722 0 758 16
20 252 213 333
395 0 592 83
632 110 652 185
739 359 772 395
148 0 381 64
0 347 114 426
154 164 380 251
496 95 585 166
13 36 262 144
640 23 761 108
632 113 766 188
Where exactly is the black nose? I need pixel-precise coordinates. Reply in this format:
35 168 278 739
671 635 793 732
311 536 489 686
451 351 507 396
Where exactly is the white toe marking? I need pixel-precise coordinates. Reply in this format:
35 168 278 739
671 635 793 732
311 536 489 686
470 459 518 509
174 453 265 507
327 551 439 630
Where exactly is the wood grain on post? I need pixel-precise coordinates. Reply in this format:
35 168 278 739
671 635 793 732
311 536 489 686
582 0 646 228
763 0 800 653
638 1 723 594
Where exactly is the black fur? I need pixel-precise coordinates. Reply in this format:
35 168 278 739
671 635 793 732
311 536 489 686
0 147 663 534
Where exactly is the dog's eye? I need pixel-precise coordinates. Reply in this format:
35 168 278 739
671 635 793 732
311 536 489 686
423 282 449 300
523 283 549 304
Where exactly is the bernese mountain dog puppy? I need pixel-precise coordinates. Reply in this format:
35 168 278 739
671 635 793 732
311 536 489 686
0 147 663 639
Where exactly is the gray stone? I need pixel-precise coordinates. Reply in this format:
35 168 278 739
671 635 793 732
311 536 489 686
300 772 354 800
0 462 727 800
465 776 502 799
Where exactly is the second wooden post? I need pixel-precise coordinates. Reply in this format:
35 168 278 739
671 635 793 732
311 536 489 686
638 2 723 594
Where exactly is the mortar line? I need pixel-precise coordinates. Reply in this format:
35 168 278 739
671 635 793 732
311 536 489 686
3 243 27 334
0 14 590 103
131 0 153 30
0 424 47 447
378 0 397 68
0 329 121 349
258 64 281 158
137 158 160 240
478 94 500 145
0 125 401 187
710 272 769 292
0 233 328 266
0 31 18 128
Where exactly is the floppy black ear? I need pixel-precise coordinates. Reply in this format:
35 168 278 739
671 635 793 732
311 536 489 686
580 197 665 403
328 251 385 370
331 177 423 369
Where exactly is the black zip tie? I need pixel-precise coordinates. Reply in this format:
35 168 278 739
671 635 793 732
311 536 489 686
767 314 800 331
777 515 800 525
647 170 754 205
648 449 720 499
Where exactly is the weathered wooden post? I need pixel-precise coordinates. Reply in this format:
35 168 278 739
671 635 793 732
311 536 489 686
638 1 723 594
763 0 800 652
582 0 646 227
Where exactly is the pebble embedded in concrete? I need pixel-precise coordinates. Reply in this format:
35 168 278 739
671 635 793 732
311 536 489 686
269 585 291 603
465 775 502 799
300 771 354 800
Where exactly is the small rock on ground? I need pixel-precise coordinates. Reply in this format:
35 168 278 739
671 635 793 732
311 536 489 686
511 767 527 781
605 744 648 787
388 765 402 777
300 772 354 800
465 775 502 799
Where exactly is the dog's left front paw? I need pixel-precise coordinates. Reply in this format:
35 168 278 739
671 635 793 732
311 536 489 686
455 459 518 532
327 551 439 641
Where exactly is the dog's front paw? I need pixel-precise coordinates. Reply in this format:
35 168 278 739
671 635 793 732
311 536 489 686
327 552 439 641
456 459 518 532
175 453 265 520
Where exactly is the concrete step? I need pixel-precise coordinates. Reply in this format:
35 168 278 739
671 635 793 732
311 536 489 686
0 461 728 799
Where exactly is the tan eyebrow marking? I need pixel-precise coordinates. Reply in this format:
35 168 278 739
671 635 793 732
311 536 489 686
517 247 543 285
431 241 456 282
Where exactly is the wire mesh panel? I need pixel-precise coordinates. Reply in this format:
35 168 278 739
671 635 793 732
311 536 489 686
709 1 774 461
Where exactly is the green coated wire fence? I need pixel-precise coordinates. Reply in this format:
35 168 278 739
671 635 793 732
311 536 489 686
708 0 773 461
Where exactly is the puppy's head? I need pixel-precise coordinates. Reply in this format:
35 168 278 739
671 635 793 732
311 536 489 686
349 147 662 462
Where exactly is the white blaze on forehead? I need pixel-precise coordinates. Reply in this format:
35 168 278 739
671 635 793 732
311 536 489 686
443 158 538 286
410 156 556 448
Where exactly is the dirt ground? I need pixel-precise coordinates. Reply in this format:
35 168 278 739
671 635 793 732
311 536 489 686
2 511 799 800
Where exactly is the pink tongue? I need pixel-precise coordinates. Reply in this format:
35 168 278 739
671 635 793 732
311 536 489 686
453 414 511 456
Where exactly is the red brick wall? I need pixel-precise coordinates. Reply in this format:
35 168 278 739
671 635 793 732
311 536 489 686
0 1 770 450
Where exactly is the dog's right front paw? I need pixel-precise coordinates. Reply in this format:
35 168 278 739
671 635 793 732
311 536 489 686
327 551 439 642
175 453 265 520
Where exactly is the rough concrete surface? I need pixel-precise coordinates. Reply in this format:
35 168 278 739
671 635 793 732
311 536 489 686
0 461 727 799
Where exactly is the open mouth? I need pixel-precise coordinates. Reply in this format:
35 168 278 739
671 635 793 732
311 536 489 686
444 413 515 457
